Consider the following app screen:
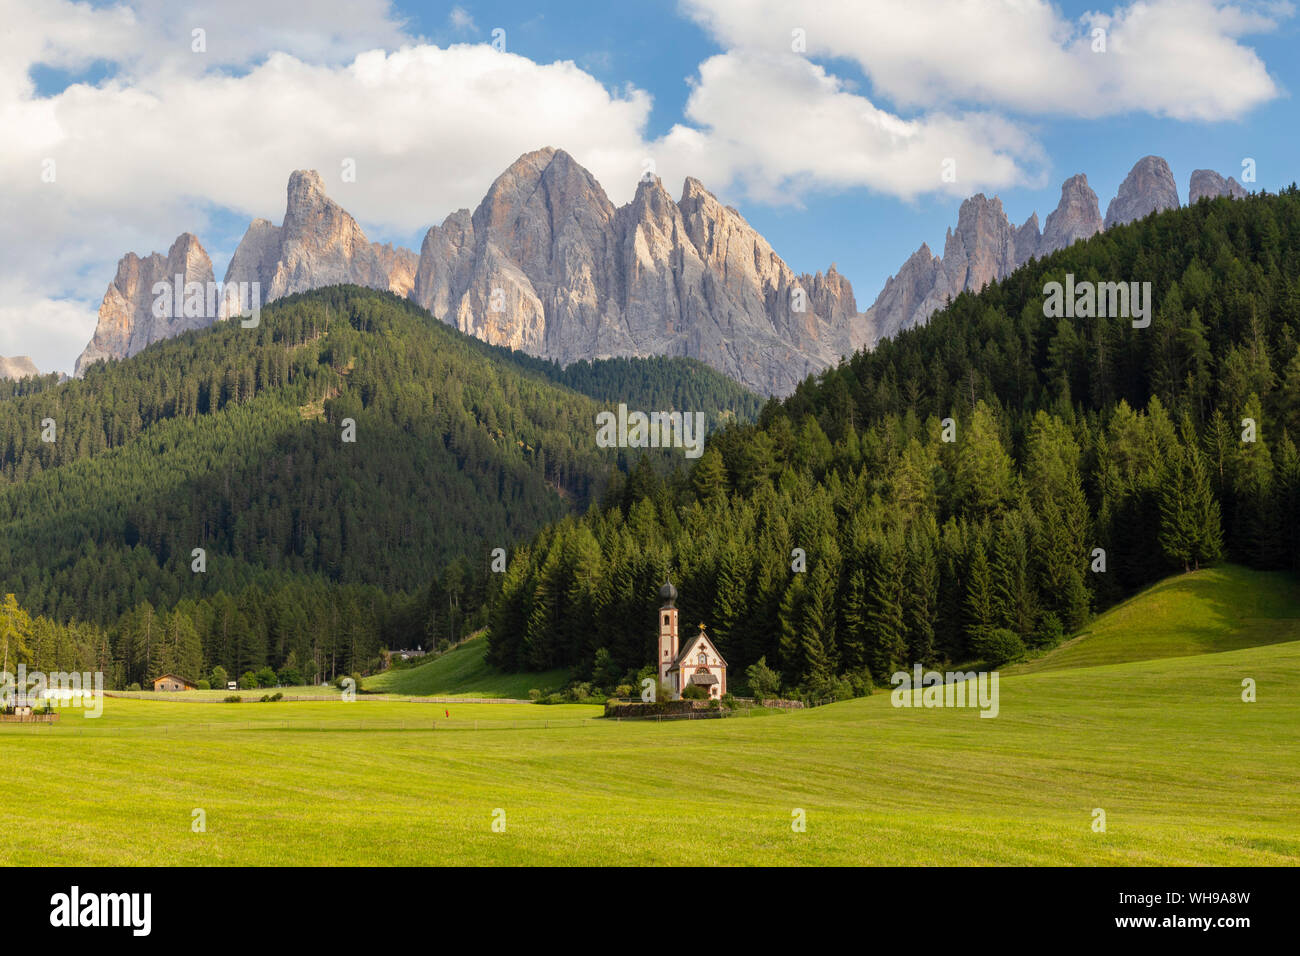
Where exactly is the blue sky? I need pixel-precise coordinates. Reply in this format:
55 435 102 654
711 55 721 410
5 0 1298 372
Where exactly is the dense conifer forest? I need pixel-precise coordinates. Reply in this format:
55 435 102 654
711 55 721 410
0 287 758 686
486 188 1300 697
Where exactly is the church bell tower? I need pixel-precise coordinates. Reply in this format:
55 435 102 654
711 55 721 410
658 580 679 691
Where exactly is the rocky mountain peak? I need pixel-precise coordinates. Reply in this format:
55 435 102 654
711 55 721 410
1039 173 1103 257
1104 156 1180 230
372 242 419 298
286 168 328 207
0 355 41 380
1189 169 1248 203
75 232 216 377
863 169 1103 347
406 149 858 395
941 194 1017 294
679 177 710 203
223 168 396 311
1013 212 1041 266
861 242 949 348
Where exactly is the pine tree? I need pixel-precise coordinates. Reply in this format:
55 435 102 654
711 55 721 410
964 532 997 654
992 510 1037 640
903 520 939 664
1160 418 1225 572
690 447 728 504
1232 393 1277 566
1158 442 1196 571
1187 437 1225 569
865 534 908 679
776 575 805 681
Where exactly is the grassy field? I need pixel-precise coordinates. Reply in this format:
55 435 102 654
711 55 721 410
110 684 349 702
362 635 570 699
4 566 1297 866
1011 564 1300 674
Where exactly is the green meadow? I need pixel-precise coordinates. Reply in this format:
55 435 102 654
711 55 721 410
362 636 571 699
3 567 1297 866
1010 565 1300 674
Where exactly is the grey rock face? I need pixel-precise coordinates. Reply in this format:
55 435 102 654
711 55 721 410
221 218 281 310
410 148 859 396
860 243 948 347
1039 174 1103 256
862 195 1022 348
1189 169 1248 203
1104 156 1180 229
75 233 215 377
372 242 419 298
222 170 395 315
0 355 40 380
1013 213 1041 267
864 161 1160 347
941 194 1018 294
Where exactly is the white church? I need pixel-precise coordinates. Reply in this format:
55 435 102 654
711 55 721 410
657 581 727 699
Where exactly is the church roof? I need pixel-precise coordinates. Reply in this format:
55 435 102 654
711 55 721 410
688 672 719 686
670 627 727 667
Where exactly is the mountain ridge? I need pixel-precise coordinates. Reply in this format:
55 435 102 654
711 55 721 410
71 151 1252 393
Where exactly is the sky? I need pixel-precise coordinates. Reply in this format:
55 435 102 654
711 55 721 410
4 0 1299 375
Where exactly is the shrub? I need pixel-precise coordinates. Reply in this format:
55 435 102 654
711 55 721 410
614 683 634 699
974 628 1027 667
239 671 258 690
254 666 278 688
745 656 782 700
828 677 857 702
271 692 283 701
528 688 542 701
196 680 210 690
681 684 707 700
224 695 242 703
126 682 141 692
277 667 302 687
845 668 874 698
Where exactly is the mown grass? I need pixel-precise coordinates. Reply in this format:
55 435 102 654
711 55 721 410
4 640 1296 865
362 635 570 699
1012 564 1300 674
111 684 348 702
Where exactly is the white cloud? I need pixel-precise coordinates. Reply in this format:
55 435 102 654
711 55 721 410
653 52 1045 204
448 6 477 33
0 286 99 373
680 0 1286 120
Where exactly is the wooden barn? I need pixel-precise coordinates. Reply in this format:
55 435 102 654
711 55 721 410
152 674 197 692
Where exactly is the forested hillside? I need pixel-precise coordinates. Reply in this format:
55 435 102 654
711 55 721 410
487 188 1300 697
498 353 764 425
0 287 758 686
